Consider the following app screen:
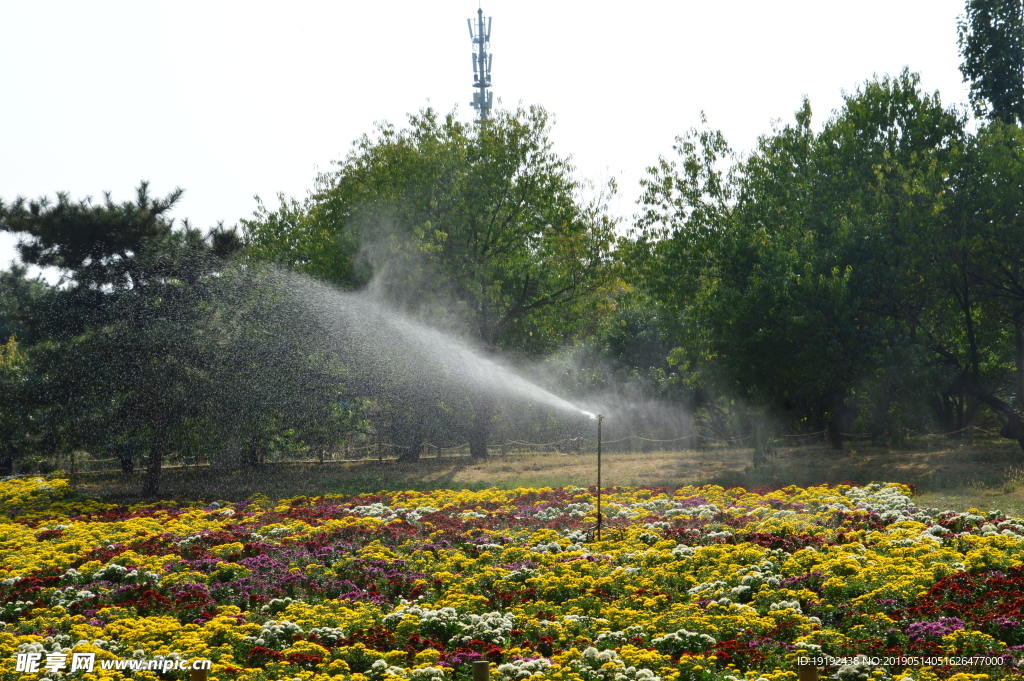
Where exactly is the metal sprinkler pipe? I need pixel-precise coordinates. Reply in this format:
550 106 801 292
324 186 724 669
596 414 604 541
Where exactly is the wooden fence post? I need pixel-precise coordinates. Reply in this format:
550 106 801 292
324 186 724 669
471 660 489 681
190 667 209 681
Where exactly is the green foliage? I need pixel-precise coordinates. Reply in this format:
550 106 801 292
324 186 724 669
957 120 1024 322
1 183 189 289
958 0 1024 122
10 6 1024 470
245 192 368 289
636 70 1024 454
0 184 364 492
0 335 30 474
0 266 48 344
954 120 1024 416
631 70 1024 452
244 106 617 459
244 106 616 356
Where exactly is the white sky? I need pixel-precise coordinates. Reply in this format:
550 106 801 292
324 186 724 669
1 1 971 273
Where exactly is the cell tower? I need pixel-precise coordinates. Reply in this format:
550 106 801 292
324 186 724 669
468 7 493 119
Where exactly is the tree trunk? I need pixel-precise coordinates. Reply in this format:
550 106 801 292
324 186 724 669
469 392 495 460
927 392 956 436
871 386 891 447
243 436 263 468
956 387 967 436
141 417 168 498
395 414 424 463
751 420 775 467
1000 415 1024 453
928 388 971 439
396 435 423 463
215 434 246 471
964 376 1024 455
1017 319 1024 409
826 416 844 451
826 401 856 451
113 442 135 475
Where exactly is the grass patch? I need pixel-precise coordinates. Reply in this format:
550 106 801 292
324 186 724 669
73 439 1024 513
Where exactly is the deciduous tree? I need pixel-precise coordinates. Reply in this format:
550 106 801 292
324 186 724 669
244 107 616 458
958 0 1024 122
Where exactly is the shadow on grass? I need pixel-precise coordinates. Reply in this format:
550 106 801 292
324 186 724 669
699 442 1024 516
73 439 1024 509
78 457 505 504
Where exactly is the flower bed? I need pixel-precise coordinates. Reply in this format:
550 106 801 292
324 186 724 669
1 477 1023 681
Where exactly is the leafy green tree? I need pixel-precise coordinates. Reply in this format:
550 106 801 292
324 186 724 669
244 107 616 458
629 122 755 447
197 270 370 470
635 73 970 452
636 103 864 451
0 266 49 345
953 120 1024 443
0 335 31 475
1 184 360 494
958 0 1024 122
0 266 52 474
808 72 966 445
0 184 237 493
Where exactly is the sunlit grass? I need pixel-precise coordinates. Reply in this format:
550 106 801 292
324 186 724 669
73 438 1024 513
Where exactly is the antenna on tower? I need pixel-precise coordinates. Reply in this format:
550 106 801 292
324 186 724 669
467 6 493 119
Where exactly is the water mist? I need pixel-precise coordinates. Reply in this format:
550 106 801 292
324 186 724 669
283 273 594 421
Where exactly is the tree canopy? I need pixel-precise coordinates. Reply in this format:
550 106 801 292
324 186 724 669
959 0 1024 122
5 4 1024 481
244 106 617 458
0 184 360 495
